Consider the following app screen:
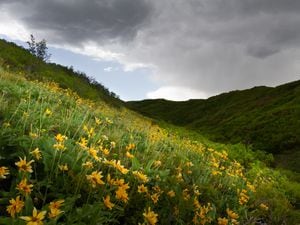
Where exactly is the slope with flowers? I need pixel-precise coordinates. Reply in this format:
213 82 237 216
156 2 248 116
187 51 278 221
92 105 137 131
0 68 299 225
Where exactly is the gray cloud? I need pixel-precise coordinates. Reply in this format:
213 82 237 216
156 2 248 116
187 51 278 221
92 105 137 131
1 0 300 96
1 0 153 44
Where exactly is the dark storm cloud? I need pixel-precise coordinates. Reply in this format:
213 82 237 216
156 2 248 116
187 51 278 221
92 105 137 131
1 0 153 44
1 0 300 96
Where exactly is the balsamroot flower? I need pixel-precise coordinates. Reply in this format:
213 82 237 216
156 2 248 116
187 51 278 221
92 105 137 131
6 196 24 217
15 157 34 173
20 207 46 225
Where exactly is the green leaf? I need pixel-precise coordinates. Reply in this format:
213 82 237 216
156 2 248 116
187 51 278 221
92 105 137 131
131 157 140 170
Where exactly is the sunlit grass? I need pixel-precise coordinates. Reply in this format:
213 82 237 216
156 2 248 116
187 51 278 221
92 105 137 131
0 69 299 224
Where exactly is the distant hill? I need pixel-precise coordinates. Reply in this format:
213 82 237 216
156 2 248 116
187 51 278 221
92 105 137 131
0 39 123 107
127 81 300 170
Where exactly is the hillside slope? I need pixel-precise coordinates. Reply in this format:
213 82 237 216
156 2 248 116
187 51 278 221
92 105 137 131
1 68 300 224
127 82 300 170
0 39 123 107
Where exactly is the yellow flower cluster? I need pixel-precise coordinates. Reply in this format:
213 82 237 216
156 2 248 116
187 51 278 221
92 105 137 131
226 208 239 225
83 125 95 138
143 207 158 225
192 199 213 225
104 159 129 174
86 171 105 188
133 171 149 183
48 200 64 218
53 133 68 151
238 189 249 205
115 180 130 203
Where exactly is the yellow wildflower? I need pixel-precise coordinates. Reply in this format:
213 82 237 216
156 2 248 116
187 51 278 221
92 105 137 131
49 199 64 210
88 147 99 161
152 186 162 193
186 161 194 167
86 171 105 187
16 178 33 195
218 217 229 225
126 151 134 158
29 132 38 139
95 117 102 125
77 137 88 149
114 160 129 174
126 143 135 151
193 198 201 209
30 148 42 160
116 187 129 203
138 184 148 194
102 135 108 140
247 182 256 192
44 108 52 116
167 190 175 198
182 189 190 201
58 164 69 172
176 171 183 182
20 207 46 225
133 171 149 183
259 203 269 211
153 160 162 167
115 183 130 203
110 141 116 148
82 161 94 169
143 207 158 225
106 174 115 186
105 118 113 124
226 208 239 220
212 170 222 176
55 133 67 143
151 193 159 204
115 178 127 186
83 125 95 138
48 208 63 219
53 143 67 151
238 189 249 205
0 166 9 179
103 195 115 210
6 196 24 217
3 122 10 128
15 157 34 173
101 148 110 156
48 200 64 218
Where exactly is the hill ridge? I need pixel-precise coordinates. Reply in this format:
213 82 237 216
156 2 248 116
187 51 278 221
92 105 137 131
127 79 300 172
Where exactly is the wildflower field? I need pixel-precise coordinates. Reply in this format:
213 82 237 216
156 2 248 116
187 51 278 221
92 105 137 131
0 69 299 225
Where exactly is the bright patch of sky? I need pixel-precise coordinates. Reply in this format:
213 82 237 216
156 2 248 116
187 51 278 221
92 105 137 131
0 34 160 101
49 47 159 101
147 86 208 101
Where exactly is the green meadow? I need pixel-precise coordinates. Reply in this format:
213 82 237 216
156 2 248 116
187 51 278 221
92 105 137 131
0 39 299 224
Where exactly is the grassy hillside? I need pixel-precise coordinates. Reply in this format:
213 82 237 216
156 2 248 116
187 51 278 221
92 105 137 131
0 66 300 223
127 82 300 171
0 39 122 107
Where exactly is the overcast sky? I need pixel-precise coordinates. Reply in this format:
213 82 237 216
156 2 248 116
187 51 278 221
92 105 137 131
1 0 300 100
